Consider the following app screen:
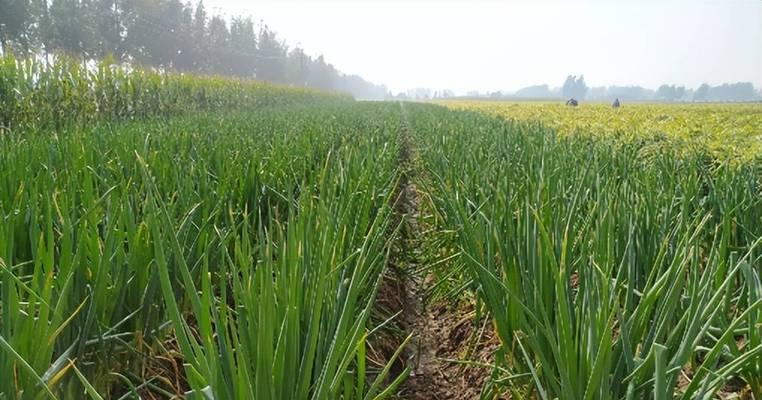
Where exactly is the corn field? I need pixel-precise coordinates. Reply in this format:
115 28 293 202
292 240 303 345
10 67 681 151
0 55 347 132
0 56 760 399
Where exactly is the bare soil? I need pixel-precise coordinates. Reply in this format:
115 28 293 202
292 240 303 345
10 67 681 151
392 103 500 399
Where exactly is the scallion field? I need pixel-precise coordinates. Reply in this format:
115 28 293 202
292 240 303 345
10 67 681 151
0 56 760 399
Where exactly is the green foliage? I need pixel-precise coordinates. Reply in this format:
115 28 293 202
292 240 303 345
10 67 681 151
411 104 762 399
1 57 759 400
0 95 406 398
0 0 389 99
444 101 762 163
0 55 348 132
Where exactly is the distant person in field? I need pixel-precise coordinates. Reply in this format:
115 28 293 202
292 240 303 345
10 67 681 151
612 98 621 108
566 98 578 106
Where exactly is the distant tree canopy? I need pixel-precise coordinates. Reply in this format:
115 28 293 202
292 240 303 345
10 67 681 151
0 0 388 99
562 75 588 100
606 86 653 101
692 82 757 102
427 76 760 102
657 84 686 101
584 81 758 103
514 84 556 99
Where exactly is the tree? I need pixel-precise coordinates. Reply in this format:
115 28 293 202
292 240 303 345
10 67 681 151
612 86 652 100
91 0 124 59
673 86 686 101
123 0 174 67
656 84 686 102
171 1 194 71
335 74 387 100
709 82 755 101
286 46 310 86
693 84 710 102
515 84 554 99
190 0 207 71
0 0 37 54
307 55 334 91
256 25 285 82
121 0 158 65
228 16 256 77
0 0 388 98
207 15 231 74
562 75 588 100
48 0 95 56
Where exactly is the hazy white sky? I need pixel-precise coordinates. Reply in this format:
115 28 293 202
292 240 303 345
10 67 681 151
204 0 762 94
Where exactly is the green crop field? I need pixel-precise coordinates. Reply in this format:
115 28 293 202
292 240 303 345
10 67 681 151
0 57 760 399
409 105 761 399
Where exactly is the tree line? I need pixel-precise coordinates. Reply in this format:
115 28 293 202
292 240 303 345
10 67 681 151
557 75 760 102
0 0 389 99
440 76 761 102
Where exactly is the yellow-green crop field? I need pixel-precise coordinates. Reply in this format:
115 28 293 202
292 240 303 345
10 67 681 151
442 101 762 162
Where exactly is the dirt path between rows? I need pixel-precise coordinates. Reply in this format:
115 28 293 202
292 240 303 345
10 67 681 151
393 103 500 400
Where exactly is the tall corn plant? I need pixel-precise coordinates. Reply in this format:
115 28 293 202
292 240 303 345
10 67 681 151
0 54 350 134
